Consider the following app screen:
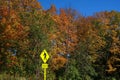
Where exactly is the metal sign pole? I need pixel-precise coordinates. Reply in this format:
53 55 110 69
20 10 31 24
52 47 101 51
44 68 46 80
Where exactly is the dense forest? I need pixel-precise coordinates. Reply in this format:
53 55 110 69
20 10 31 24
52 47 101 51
0 0 120 80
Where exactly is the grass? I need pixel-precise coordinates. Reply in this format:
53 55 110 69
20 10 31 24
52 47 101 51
0 73 27 80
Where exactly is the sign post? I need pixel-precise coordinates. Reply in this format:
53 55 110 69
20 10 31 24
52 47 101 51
40 49 49 80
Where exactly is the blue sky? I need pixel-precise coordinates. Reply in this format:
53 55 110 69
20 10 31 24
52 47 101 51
38 0 120 16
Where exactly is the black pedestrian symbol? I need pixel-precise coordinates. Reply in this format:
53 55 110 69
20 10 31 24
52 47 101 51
44 53 46 60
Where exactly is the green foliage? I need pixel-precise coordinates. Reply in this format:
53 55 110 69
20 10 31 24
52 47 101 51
0 0 120 79
63 59 81 80
75 42 98 80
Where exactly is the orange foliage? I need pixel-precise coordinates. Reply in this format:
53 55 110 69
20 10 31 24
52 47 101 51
49 8 78 70
51 56 67 70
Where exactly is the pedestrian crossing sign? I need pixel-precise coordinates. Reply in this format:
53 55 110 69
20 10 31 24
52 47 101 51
40 49 49 63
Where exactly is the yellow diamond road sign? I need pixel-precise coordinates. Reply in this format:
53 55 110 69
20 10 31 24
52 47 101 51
40 49 49 63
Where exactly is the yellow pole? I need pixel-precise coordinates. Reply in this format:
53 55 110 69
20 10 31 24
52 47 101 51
44 68 46 80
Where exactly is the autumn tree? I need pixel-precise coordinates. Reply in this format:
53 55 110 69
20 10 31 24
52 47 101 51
90 11 120 79
0 1 29 73
49 8 78 71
